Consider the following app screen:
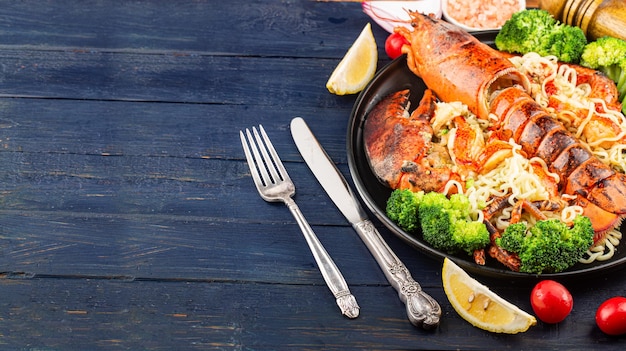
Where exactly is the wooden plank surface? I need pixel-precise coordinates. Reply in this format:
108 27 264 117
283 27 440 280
0 0 624 350
0 275 622 349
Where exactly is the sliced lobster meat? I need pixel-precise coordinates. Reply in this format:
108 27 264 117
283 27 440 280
585 172 626 215
536 130 577 164
565 158 616 197
502 100 545 141
550 144 593 178
518 114 565 156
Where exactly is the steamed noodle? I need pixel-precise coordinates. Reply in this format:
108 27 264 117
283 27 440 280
432 52 625 265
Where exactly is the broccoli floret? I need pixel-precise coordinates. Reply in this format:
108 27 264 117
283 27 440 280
386 190 489 256
497 222 526 253
580 36 626 114
495 9 587 63
386 189 424 233
418 192 490 256
496 216 594 274
540 25 588 63
495 9 556 54
450 219 492 255
448 192 471 218
418 192 456 252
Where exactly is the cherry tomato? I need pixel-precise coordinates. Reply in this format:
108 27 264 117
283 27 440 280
384 32 409 60
530 280 573 324
596 296 626 336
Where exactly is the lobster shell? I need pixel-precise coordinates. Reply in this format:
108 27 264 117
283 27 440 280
396 13 531 120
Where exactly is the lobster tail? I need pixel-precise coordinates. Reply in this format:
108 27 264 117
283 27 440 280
489 86 626 232
574 197 622 238
580 171 626 215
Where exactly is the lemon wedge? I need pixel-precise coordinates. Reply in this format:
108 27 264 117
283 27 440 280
326 23 377 95
442 258 537 334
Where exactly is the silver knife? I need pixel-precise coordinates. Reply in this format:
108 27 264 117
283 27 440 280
290 117 441 329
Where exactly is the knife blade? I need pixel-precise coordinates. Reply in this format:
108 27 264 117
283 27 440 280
290 117 441 329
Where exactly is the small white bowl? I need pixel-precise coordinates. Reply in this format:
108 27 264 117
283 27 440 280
363 0 443 33
442 0 526 32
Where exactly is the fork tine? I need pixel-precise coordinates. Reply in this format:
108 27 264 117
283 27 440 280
256 125 291 183
248 127 275 186
251 125 287 185
240 129 267 189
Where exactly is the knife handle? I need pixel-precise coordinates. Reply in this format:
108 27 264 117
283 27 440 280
285 198 360 319
353 219 441 329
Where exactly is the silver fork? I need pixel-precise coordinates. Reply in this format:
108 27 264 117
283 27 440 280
240 125 359 319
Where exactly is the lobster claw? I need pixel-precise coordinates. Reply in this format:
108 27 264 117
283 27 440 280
363 89 413 189
364 89 459 193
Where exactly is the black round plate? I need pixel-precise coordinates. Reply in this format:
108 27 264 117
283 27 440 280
346 31 626 280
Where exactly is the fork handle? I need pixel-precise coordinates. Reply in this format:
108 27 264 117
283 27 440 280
284 198 360 319
353 219 441 329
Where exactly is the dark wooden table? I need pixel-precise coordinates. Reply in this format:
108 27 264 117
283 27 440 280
0 1 624 349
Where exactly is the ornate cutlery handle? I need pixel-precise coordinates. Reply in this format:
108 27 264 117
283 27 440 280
354 219 441 329
285 198 360 319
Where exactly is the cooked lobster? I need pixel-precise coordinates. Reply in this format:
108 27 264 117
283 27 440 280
363 88 461 193
363 12 626 249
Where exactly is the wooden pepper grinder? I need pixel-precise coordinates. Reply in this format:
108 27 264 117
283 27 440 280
538 0 626 41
